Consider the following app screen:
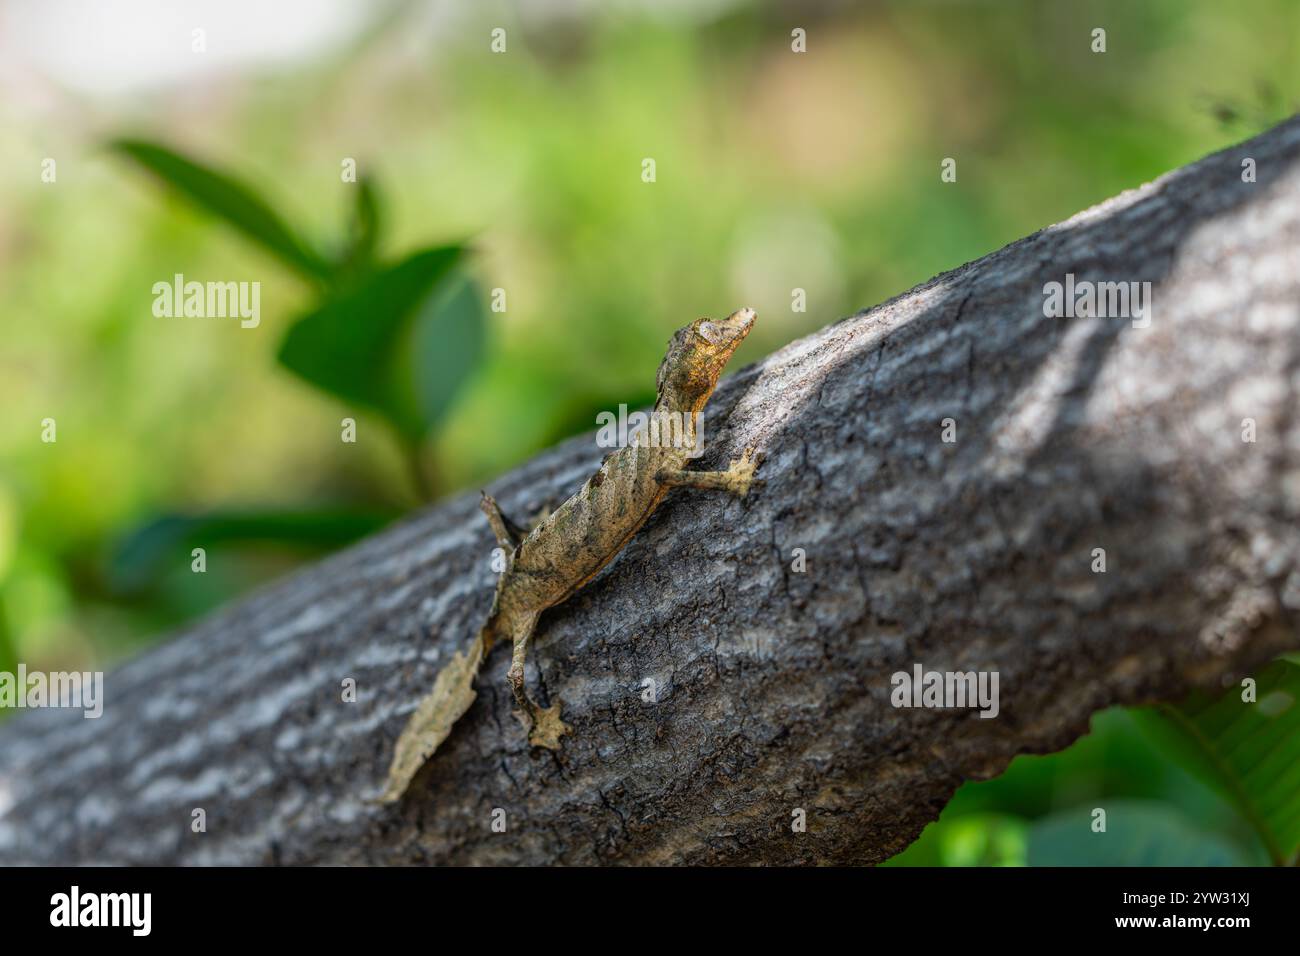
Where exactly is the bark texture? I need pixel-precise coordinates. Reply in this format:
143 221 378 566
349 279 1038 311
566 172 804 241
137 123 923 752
4 118 1300 865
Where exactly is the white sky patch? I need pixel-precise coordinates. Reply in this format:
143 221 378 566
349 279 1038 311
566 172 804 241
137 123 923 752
0 0 368 97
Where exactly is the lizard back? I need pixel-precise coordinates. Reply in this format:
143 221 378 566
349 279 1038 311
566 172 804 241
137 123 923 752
498 420 697 616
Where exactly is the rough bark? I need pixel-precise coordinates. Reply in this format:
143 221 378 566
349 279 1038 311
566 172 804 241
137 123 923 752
4 118 1300 866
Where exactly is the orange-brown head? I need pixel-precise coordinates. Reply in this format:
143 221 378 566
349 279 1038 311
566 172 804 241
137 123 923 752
655 307 756 413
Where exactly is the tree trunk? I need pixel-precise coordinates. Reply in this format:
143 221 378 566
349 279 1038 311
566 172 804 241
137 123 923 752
4 118 1300 865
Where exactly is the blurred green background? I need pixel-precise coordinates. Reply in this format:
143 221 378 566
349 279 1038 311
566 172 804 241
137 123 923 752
1 0 1296 864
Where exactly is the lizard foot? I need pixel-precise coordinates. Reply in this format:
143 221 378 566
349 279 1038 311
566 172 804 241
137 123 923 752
513 698 570 750
724 446 764 497
508 659 570 750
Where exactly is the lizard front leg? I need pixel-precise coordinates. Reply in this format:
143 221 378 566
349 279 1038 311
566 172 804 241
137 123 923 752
480 493 554 549
480 492 527 549
655 446 763 497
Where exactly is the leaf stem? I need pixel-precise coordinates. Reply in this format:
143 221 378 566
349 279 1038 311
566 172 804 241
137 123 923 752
402 435 433 503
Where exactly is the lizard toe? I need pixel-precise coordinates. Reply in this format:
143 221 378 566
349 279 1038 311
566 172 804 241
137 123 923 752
527 700 571 750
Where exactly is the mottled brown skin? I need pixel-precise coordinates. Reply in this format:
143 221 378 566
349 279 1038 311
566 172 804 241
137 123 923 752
380 308 760 802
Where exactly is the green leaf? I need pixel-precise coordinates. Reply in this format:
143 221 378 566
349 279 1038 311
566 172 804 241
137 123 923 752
1028 800 1252 866
110 138 331 281
337 173 381 275
1131 659 1300 865
109 509 397 593
883 813 1028 867
277 248 483 439
400 272 488 435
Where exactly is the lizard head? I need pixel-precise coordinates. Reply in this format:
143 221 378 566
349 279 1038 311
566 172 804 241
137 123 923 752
655 307 756 411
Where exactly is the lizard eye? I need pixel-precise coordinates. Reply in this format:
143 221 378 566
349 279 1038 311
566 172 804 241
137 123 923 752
696 321 722 344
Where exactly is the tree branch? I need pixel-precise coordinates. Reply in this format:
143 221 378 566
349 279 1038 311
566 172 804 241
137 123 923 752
4 117 1300 865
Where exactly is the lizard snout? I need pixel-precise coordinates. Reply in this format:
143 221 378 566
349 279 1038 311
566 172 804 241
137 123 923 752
716 307 756 342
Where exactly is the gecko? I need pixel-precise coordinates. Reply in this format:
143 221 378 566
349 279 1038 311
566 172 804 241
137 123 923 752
379 307 761 802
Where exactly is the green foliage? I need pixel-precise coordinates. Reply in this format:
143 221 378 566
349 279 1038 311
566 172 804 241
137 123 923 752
339 174 381 276
109 509 397 594
1027 801 1251 867
98 138 488 618
886 801 1252 866
883 814 1028 867
278 247 483 441
0 600 16 678
1131 659 1300 865
883 702 1279 868
109 139 332 282
110 138 488 494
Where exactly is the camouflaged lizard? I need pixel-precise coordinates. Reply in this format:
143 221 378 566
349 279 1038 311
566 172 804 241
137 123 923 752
379 307 761 802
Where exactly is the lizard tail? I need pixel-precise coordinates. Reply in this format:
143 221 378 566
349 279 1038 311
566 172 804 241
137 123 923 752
479 603 506 654
378 570 522 802
377 630 488 803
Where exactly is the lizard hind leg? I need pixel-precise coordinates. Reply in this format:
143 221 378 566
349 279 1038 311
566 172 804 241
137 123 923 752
504 613 570 750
